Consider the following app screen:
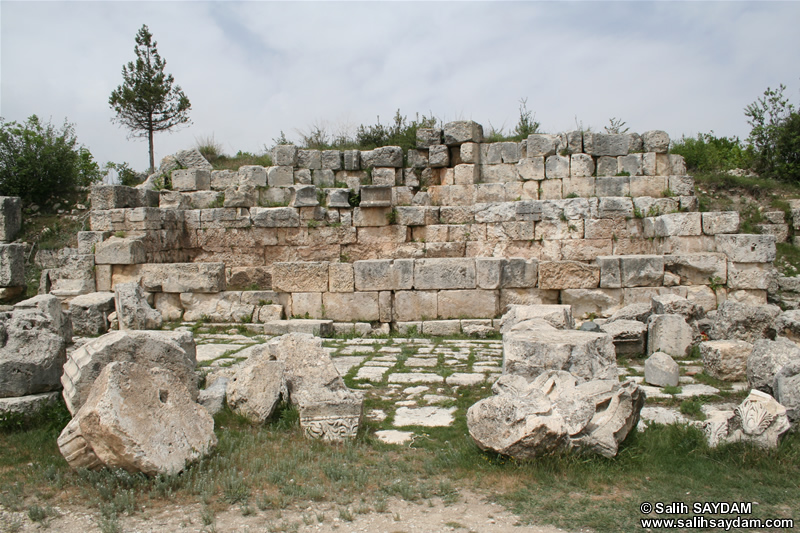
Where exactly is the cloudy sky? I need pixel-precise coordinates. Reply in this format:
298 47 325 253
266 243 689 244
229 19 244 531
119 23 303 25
2 1 799 173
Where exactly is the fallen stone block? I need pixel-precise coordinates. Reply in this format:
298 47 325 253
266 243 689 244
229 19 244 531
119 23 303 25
0 391 60 421
703 390 790 449
61 329 197 414
198 377 229 416
68 292 116 336
58 361 216 475
644 352 679 387
747 337 800 395
647 314 692 357
499 304 574 333
774 361 800 424
709 301 780 343
699 340 752 381
227 346 286 423
114 282 162 330
600 319 647 356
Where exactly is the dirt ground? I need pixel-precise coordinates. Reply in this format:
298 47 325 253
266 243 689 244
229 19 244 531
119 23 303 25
1 489 579 533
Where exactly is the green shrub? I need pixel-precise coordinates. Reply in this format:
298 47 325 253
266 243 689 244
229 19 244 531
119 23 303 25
670 132 753 172
0 115 102 205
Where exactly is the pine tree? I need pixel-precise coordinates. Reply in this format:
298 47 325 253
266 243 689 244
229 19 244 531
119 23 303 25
109 25 191 172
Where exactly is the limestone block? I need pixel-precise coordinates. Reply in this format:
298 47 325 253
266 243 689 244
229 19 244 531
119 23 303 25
357 226 408 244
291 292 322 318
311 169 335 188
296 149 321 169
663 253 727 285
93 237 145 265
294 169 312 185
595 176 629 197
774 361 800 424
68 292 115 336
414 258 476 290
0 243 25 287
669 175 694 196
775 309 800 342
619 255 664 287
595 197 634 219
266 166 294 187
747 337 800 394
525 134 559 157
154 293 183 322
114 283 162 331
263 319 334 337
702 212 740 235
272 145 297 166
171 169 210 191
328 263 354 292
569 154 594 177
501 258 538 288
416 128 442 148
250 207 300 228
539 179 562 199
96 265 112 292
480 163 519 184
670 155 687 175
228 354 285 423
272 261 329 292
393 290 438 322
233 166 265 188
359 186 392 207
437 290 498 319
342 150 360 170
647 314 692 357
561 239 613 262
562 288 623 318
650 212 702 237
317 150 341 170
562 177 595 198
289 185 319 208
361 146 403 168
585 133 630 156
499 289 560 310
545 155 569 179
517 157 545 181
651 294 700 322
616 154 643 176
700 340 752 381
0 197 21 242
727 262 774 290
642 130 670 153
444 121 483 145
710 301 780 343
322 292 380 322
597 256 622 289
428 144 449 168
503 323 618 382
451 164 477 185
406 149 428 169
324 189 349 209
59 361 214 475
755 223 789 243
538 261 599 290
353 259 413 291
351 206 390 227
715 234 776 263
645 352 679 387
720 289 768 306
595 157 618 177
199 207 251 229
600 319 647 356
370 167 396 187
499 304 574 332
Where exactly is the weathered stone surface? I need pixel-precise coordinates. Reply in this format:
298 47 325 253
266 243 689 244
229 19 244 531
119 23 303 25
538 261 600 290
468 371 643 459
503 320 618 382
322 292 380 322
361 146 403 168
647 212 702 237
267 333 363 441
703 390 790 449
619 255 664 287
172 169 211 191
58 361 216 475
642 130 670 153
600 319 647 356
747 338 800 395
179 292 255 323
584 133 630 156
710 301 780 343
702 212 740 234
393 290 437 322
0 391 60 420
68 292 116 336
443 121 483 146
437 290 498 319
775 309 800 342
61 329 197 414
499 304 574 333
774 361 800 423
560 288 623 319
416 128 442 149
607 302 652 324
699 340 751 381
93 237 146 265
664 253 727 285
114 282 162 330
272 262 329 292
644 352 679 387
227 346 286 423
353 259 413 291
413 258 476 290
651 294 700 321
263 319 334 337
0 296 70 398
647 314 692 357
727 262 774 290
0 243 25 287
0 197 22 242
715 234 776 263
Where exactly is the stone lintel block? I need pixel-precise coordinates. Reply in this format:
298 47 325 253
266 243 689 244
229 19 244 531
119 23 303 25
272 262 330 292
353 259 414 291
444 121 483 146
437 290 498 319
538 261 600 290
359 186 392 207
94 237 145 265
0 196 22 242
394 290 438 322
414 258 476 290
322 292 380 322
172 169 211 191
715 234 776 263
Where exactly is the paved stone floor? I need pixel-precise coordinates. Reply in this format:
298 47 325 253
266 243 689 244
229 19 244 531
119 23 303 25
188 329 747 444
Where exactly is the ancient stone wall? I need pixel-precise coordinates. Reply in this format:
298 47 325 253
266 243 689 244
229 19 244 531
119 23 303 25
43 122 786 330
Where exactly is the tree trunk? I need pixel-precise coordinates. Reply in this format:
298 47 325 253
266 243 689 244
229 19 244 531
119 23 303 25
148 127 155 174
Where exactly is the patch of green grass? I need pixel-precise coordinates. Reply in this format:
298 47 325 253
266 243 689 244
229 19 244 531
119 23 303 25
776 242 800 277
661 385 682 395
679 398 706 420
